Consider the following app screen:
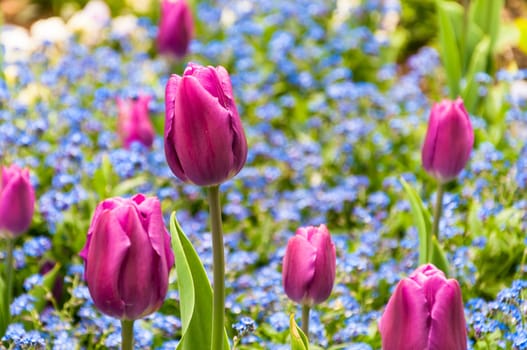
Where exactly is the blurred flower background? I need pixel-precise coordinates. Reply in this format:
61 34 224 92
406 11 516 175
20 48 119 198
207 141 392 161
1 0 527 349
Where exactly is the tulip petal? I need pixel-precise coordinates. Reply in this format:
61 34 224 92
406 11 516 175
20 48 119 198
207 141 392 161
379 279 430 350
431 101 473 181
135 195 175 270
305 226 336 304
0 171 35 235
282 235 316 304
214 66 248 173
157 0 193 57
174 75 235 186
118 206 164 319
421 105 440 174
164 74 188 182
428 280 467 350
421 99 473 182
85 210 131 319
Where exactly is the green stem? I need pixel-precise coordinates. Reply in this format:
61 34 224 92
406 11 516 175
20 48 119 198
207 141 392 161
301 304 310 339
6 239 14 317
121 319 134 350
429 183 445 262
208 185 225 350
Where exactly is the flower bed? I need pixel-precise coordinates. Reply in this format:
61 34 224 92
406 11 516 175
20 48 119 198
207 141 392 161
1 0 527 349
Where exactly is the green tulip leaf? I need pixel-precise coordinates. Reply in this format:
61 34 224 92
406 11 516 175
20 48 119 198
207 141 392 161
468 0 503 54
29 263 61 313
431 235 450 276
290 314 309 350
436 0 463 98
461 37 490 114
170 212 230 350
400 178 431 266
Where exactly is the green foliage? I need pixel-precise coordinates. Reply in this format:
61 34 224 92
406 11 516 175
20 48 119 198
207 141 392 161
28 263 61 312
398 0 437 59
435 0 504 114
169 212 230 350
399 178 449 275
473 208 525 299
289 314 309 350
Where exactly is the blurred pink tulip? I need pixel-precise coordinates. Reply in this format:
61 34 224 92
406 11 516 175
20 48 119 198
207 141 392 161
282 224 336 306
0 165 35 238
117 95 155 149
379 264 467 350
164 62 248 186
421 98 474 183
157 0 194 58
80 194 174 320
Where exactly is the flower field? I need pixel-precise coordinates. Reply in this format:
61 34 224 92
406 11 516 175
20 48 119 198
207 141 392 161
1 0 527 349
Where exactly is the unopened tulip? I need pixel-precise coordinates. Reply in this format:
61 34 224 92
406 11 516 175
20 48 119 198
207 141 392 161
421 98 474 183
0 165 35 237
79 194 174 320
117 95 155 149
282 224 336 306
157 0 194 58
379 264 467 350
164 62 248 186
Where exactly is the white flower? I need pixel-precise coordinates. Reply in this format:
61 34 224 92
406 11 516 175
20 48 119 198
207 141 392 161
0 25 33 63
30 17 70 45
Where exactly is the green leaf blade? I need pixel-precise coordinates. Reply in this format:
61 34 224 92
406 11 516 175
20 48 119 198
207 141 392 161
169 212 230 350
290 314 309 350
400 178 431 265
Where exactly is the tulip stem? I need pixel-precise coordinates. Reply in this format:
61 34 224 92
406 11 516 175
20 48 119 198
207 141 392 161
301 304 310 339
121 319 134 350
429 183 445 262
208 185 225 350
5 239 14 321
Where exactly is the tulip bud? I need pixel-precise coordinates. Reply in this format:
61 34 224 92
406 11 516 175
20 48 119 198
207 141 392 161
157 0 194 58
282 224 336 306
164 62 248 186
379 264 467 350
421 98 474 183
79 194 174 320
0 165 35 238
117 95 155 149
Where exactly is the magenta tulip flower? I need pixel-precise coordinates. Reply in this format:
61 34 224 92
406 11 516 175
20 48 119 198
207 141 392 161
0 165 35 238
282 224 336 306
79 194 174 320
117 95 155 149
421 98 474 183
379 264 467 350
164 62 248 186
157 0 194 58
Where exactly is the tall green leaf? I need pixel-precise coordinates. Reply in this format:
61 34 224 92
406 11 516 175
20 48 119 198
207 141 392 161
169 212 230 350
29 263 61 313
431 236 450 275
400 178 431 265
461 37 490 113
468 0 503 53
400 178 450 275
436 0 463 98
290 314 309 350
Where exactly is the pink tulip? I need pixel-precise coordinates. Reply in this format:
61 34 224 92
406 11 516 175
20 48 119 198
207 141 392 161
117 95 155 149
0 165 35 237
282 224 336 306
164 62 248 186
379 264 467 350
421 98 474 183
79 194 174 320
157 0 194 58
